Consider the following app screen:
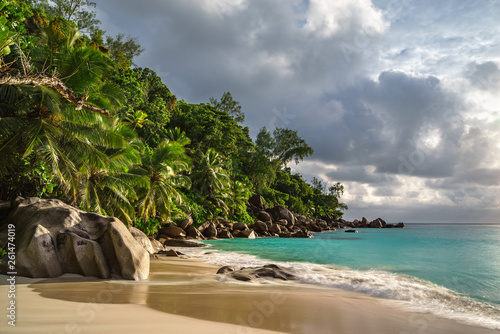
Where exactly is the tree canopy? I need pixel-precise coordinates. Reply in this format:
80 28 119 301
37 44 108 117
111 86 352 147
0 0 347 236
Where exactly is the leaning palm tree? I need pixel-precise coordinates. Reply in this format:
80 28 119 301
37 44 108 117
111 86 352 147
132 139 191 223
0 24 122 197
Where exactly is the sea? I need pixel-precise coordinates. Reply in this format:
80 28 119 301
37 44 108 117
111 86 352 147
181 223 500 330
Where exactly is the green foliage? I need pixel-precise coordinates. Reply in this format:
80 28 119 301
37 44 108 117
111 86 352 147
134 216 160 236
111 67 175 147
210 91 244 123
105 33 143 70
171 101 253 156
0 152 60 199
181 191 208 226
132 139 191 223
0 0 348 228
29 0 100 33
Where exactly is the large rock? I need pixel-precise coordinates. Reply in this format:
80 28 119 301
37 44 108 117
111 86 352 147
395 222 405 228
158 226 186 238
268 206 296 226
256 211 273 224
163 239 206 247
203 222 217 238
234 229 257 239
149 237 165 253
248 194 264 210
220 264 296 282
185 225 205 240
291 230 313 238
251 220 268 233
129 227 155 254
269 224 282 234
178 216 193 230
232 222 248 231
0 197 149 280
218 230 234 239
370 219 383 228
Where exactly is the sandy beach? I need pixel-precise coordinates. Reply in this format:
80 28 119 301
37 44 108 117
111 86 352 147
1 257 498 334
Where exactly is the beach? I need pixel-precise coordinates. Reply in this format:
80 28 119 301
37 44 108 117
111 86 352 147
1 257 498 334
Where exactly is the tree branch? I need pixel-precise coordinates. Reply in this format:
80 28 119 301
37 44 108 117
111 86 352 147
0 72 112 118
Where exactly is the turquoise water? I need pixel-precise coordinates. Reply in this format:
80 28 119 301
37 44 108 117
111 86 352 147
206 223 500 307
196 223 500 328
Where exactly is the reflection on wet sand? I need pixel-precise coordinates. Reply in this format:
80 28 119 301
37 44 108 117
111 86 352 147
28 258 500 334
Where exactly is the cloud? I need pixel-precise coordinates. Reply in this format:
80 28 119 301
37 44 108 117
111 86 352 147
94 0 500 222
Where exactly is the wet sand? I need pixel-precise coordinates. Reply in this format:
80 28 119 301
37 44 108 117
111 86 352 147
1 257 498 334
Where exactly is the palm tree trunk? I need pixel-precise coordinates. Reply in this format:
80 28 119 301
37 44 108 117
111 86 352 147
0 73 112 117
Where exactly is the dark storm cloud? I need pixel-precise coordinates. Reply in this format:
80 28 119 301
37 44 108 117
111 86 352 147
94 0 500 222
301 70 465 178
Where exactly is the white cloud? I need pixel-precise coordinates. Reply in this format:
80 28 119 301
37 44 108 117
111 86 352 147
94 0 500 222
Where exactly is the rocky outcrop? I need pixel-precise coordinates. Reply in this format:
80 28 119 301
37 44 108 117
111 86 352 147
158 226 186 238
0 197 149 280
268 206 296 226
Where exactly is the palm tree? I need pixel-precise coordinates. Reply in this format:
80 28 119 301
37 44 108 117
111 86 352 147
132 139 191 222
224 178 252 220
76 122 148 225
191 148 230 218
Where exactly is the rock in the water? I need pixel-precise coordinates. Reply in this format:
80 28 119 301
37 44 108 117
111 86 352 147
269 224 282 234
203 222 217 238
158 226 186 238
234 229 257 239
162 239 206 247
278 232 291 238
370 219 383 228
252 220 268 233
218 230 234 239
129 227 155 254
345 229 358 233
216 266 234 274
221 264 296 282
185 225 205 240
0 197 149 280
166 249 183 257
291 230 313 238
396 222 405 228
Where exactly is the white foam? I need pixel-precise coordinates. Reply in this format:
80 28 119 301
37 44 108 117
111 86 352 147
176 246 500 330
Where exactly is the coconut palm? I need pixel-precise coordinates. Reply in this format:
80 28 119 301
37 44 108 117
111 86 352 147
190 148 230 218
132 139 191 222
76 122 148 225
224 178 252 220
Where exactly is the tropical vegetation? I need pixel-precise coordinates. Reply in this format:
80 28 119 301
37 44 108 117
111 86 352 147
0 0 347 237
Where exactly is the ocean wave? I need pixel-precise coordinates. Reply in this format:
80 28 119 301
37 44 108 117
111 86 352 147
176 246 500 330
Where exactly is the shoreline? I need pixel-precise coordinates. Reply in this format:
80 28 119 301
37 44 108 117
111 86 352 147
1 257 499 334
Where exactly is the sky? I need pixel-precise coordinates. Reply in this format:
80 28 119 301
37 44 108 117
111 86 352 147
94 0 500 223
